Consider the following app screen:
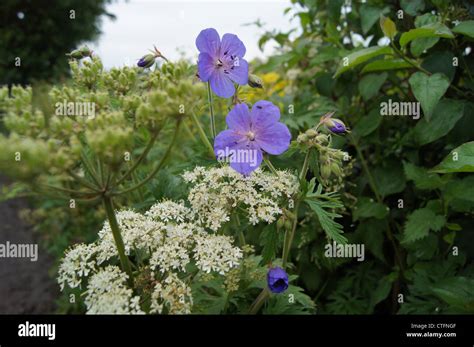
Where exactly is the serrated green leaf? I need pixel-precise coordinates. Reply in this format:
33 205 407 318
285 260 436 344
402 208 446 243
403 161 444 190
305 199 347 244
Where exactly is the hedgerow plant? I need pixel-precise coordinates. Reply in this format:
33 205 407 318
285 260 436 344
1 0 473 314
255 0 474 313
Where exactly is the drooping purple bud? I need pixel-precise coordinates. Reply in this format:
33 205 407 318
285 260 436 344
328 119 347 134
137 54 156 68
267 267 289 294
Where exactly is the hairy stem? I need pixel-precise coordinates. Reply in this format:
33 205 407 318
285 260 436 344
207 82 216 139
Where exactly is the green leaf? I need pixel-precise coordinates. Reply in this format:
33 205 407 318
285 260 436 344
379 15 397 39
373 160 406 197
408 72 450 120
400 23 454 47
361 59 412 73
402 208 446 243
353 197 388 220
401 0 425 16
412 99 464 145
431 277 474 312
355 219 386 262
305 199 347 244
334 46 393 77
358 72 388 101
353 108 382 137
360 5 389 35
263 284 316 314
411 13 440 56
371 273 397 306
260 225 279 264
452 20 474 39
431 142 474 173
443 176 474 203
403 161 444 190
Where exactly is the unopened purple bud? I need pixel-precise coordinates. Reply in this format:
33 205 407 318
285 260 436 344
267 267 289 294
137 54 156 68
329 120 347 134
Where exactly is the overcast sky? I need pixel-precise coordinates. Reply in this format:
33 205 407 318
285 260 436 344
88 0 297 68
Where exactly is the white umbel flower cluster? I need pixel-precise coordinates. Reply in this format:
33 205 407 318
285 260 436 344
85 266 144 314
57 199 243 314
183 166 299 230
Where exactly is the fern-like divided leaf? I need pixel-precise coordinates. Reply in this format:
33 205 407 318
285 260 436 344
304 179 347 244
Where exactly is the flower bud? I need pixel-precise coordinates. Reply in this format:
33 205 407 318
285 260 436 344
330 162 342 176
326 119 348 134
248 74 263 89
305 128 318 138
321 163 332 180
137 54 156 68
67 46 93 59
267 267 289 294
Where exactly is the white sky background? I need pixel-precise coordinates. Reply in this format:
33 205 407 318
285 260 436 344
88 0 296 68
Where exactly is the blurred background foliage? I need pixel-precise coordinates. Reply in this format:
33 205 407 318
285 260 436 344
0 0 114 85
0 0 474 314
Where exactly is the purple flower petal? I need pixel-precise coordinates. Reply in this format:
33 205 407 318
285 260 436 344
229 142 262 176
220 33 246 58
197 52 215 82
214 129 245 155
227 58 249 85
250 100 281 130
226 103 251 132
196 28 220 57
210 70 235 98
255 122 291 155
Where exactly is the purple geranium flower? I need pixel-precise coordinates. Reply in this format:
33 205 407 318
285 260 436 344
214 100 291 176
196 28 248 98
267 267 289 294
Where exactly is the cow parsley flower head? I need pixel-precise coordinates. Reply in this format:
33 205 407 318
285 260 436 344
214 101 291 175
57 243 98 291
183 166 299 230
150 273 193 314
85 266 144 314
196 28 248 98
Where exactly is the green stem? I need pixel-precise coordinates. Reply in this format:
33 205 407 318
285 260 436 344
190 111 215 157
67 169 101 192
248 288 270 314
103 195 134 286
207 82 216 139
263 156 278 175
115 128 162 186
113 120 182 196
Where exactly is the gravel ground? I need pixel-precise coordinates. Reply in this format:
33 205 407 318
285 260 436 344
0 176 57 314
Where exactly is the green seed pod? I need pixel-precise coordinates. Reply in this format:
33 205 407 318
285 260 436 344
321 164 332 180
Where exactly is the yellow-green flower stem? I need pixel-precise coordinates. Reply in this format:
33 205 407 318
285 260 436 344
263 156 278 175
